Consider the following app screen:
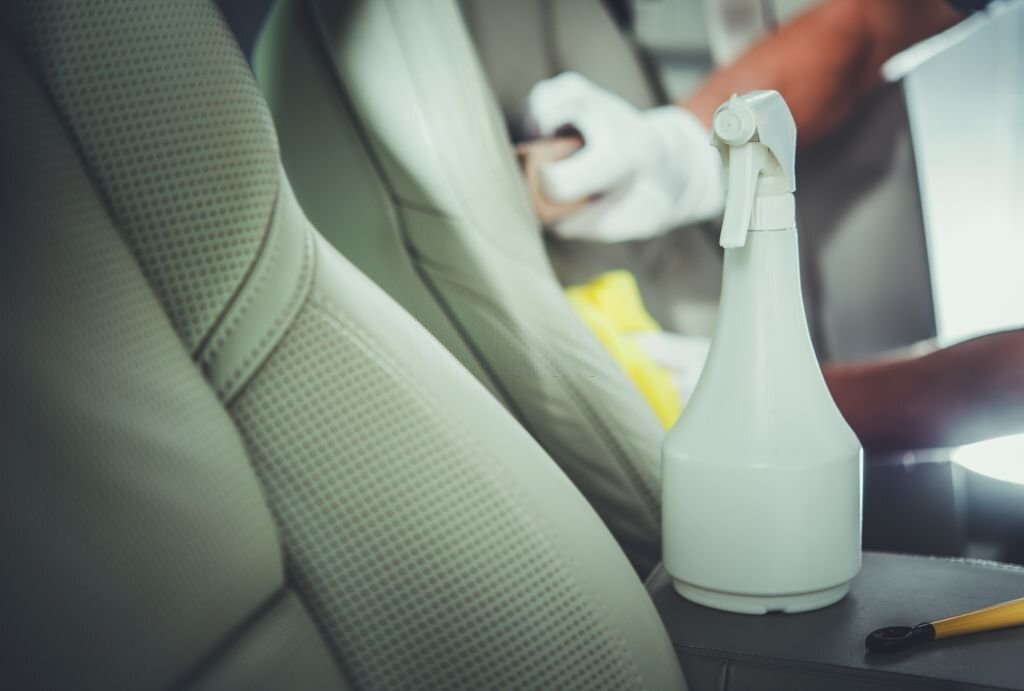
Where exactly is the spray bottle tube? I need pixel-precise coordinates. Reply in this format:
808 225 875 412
661 91 862 615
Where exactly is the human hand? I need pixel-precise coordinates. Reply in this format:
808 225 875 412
524 72 724 242
516 135 587 226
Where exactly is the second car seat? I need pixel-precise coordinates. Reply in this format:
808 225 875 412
255 0 666 575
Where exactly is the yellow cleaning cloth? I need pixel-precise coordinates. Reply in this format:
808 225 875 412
566 271 682 428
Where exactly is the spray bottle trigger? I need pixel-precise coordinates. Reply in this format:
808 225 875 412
719 143 768 249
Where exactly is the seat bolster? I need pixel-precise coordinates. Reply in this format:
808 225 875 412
0 36 286 689
226 222 687 689
198 175 315 403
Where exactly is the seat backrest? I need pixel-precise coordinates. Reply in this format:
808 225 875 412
255 0 666 575
459 0 658 135
0 1 684 688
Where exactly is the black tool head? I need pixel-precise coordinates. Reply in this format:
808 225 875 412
865 623 936 653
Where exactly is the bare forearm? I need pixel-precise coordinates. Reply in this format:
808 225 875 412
681 0 962 143
824 330 1024 452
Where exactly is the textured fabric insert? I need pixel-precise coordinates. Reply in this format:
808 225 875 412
0 0 279 348
232 291 644 690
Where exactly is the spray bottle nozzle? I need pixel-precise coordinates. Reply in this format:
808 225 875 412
712 91 797 249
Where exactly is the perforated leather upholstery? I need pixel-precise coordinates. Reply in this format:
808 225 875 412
0 0 685 688
255 0 666 576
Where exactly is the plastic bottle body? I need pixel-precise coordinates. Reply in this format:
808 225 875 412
662 226 862 614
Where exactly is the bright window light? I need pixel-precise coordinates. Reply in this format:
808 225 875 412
951 433 1024 485
901 1 1024 347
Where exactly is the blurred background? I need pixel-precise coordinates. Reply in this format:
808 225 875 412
460 0 1024 564
220 0 1024 563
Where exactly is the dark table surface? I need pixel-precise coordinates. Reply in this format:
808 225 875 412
649 551 1024 690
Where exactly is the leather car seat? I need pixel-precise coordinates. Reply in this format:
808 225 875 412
254 0 666 575
0 0 684 688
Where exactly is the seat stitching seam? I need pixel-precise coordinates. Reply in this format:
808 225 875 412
382 4 558 283
300 0 507 403
221 225 315 401
191 182 281 361
198 183 283 370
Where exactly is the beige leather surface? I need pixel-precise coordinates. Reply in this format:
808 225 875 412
0 31 299 688
0 0 686 687
230 215 686 688
256 0 669 575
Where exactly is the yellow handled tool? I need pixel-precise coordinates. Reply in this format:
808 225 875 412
866 596 1024 653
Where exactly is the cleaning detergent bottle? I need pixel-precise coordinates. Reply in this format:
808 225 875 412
662 91 862 615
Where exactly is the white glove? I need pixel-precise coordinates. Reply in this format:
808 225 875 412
524 72 724 242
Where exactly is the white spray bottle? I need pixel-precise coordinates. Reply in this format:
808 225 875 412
662 91 862 614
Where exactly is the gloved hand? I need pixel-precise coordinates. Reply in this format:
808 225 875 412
524 72 724 242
